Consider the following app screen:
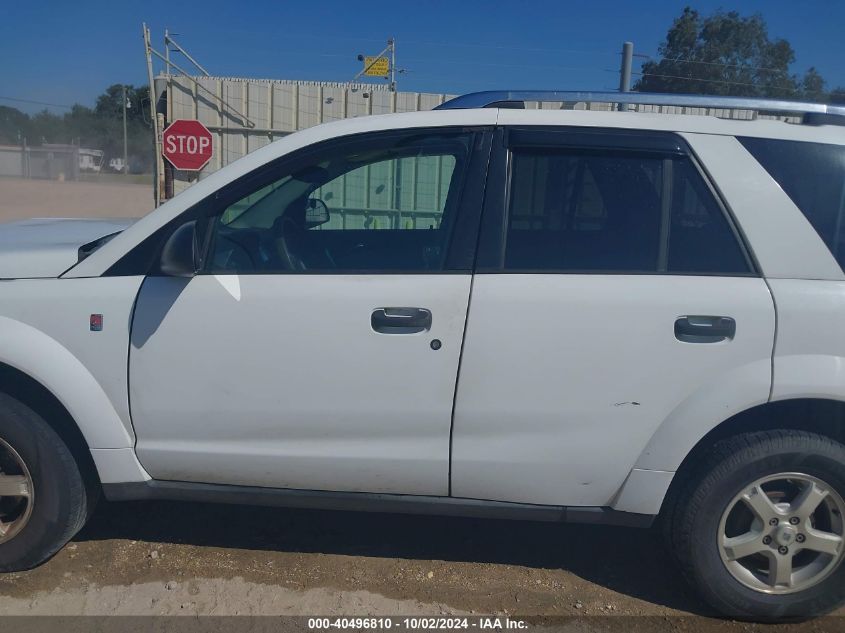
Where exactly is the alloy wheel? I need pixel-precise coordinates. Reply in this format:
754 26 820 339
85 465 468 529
718 472 845 594
0 437 34 544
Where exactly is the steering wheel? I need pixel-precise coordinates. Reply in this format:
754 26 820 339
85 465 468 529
215 233 257 271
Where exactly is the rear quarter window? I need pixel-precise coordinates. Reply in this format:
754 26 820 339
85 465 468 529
739 137 845 270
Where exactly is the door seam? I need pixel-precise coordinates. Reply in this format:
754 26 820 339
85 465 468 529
125 275 148 449
762 276 778 402
447 272 475 498
447 129 496 497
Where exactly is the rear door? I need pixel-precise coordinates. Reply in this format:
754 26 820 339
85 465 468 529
129 127 492 495
451 127 775 506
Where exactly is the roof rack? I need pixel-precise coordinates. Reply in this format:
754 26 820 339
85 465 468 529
435 90 845 125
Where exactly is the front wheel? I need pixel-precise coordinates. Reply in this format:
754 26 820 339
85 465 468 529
669 430 845 620
0 394 92 571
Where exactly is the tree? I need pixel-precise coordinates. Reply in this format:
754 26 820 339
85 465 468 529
95 84 150 125
636 7 809 98
830 87 845 104
0 106 33 144
0 84 155 172
801 67 827 103
30 109 66 145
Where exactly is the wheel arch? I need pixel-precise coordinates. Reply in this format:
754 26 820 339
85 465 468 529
0 361 100 490
614 395 845 516
657 398 845 517
674 397 845 472
0 315 133 450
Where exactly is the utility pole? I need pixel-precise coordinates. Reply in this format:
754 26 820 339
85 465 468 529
165 28 170 76
389 37 396 92
142 23 161 205
122 85 129 175
618 41 634 111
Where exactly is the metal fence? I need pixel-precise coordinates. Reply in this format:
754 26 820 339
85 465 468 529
158 75 800 203
160 76 455 197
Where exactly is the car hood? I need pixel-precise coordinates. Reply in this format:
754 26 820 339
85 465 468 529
0 217 136 279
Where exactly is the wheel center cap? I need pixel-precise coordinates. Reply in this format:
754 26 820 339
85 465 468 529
775 524 797 546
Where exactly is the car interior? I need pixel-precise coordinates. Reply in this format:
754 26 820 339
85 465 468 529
207 139 469 273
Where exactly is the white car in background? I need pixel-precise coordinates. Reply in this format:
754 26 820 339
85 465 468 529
0 90 844 621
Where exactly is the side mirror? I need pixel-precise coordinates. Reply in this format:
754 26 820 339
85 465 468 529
160 220 200 277
304 198 330 229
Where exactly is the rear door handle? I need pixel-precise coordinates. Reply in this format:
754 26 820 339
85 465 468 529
371 307 432 334
674 316 736 343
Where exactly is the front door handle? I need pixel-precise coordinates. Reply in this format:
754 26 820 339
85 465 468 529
371 307 432 334
675 315 736 343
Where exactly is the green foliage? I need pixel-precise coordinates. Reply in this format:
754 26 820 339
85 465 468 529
0 85 153 172
801 67 827 103
0 106 31 145
831 87 845 104
636 7 835 101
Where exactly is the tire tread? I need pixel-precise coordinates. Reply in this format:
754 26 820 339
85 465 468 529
668 429 845 619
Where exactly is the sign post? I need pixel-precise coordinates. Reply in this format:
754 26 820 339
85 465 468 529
363 56 390 77
162 119 214 171
354 38 397 91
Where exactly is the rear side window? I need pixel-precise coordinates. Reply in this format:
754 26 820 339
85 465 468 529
504 148 750 274
739 138 845 270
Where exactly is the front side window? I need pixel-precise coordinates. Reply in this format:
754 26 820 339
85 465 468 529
207 131 473 273
739 137 845 271
503 147 750 274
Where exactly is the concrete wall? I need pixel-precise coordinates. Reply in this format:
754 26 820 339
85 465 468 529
0 145 79 181
0 147 24 178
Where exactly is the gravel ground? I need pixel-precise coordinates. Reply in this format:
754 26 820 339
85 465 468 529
0 178 841 630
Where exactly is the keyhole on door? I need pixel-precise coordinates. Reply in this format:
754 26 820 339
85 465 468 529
430 339 442 351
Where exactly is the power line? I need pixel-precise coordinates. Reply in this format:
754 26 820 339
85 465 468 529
639 53 789 75
401 57 603 73
0 95 74 109
400 39 606 57
634 71 800 93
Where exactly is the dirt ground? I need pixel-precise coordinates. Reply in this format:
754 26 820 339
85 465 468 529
0 501 697 615
0 178 841 630
0 177 154 221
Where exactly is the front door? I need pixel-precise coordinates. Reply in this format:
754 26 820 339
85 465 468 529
129 128 490 495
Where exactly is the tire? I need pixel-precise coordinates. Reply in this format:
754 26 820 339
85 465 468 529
668 430 845 621
0 393 92 571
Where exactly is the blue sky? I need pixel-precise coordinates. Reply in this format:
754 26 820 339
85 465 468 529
2 0 844 113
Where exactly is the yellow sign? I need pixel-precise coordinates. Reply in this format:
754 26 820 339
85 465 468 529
363 56 390 77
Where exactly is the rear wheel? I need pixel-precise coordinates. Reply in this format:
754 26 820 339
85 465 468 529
0 393 92 571
669 430 845 620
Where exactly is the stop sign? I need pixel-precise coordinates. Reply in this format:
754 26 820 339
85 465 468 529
162 119 213 171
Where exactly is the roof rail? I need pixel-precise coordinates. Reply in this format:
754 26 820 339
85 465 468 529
435 90 845 124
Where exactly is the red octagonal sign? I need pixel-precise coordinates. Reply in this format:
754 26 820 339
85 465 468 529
162 119 213 171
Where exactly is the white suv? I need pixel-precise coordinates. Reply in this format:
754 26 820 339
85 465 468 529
1 91 844 620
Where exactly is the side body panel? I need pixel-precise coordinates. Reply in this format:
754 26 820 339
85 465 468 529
451 275 774 507
0 277 142 445
769 279 845 403
130 274 470 495
0 277 149 483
